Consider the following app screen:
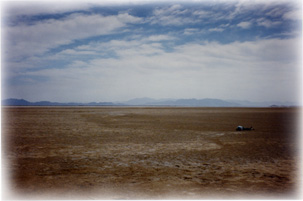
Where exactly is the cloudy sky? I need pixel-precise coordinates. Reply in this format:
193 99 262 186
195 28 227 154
1 0 302 103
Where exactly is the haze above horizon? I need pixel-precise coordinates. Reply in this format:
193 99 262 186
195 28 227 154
1 0 302 104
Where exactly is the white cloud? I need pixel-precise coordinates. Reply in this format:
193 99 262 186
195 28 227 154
265 7 286 18
257 18 282 28
116 12 143 23
153 4 183 16
192 10 210 18
53 34 175 58
144 35 176 42
237 21 252 29
59 49 98 56
3 12 142 61
183 28 203 35
10 37 300 103
283 9 302 20
227 0 300 24
149 4 196 26
2 1 136 19
208 28 224 32
150 15 194 26
2 1 301 103
2 1 92 19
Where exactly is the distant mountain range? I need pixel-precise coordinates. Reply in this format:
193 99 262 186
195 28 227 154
1 98 298 107
1 99 117 106
125 98 240 107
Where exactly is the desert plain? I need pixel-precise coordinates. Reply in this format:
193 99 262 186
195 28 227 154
1 106 301 199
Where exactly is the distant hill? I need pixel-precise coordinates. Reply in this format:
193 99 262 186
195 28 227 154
2 98 32 106
136 98 240 107
2 98 298 107
1 98 119 106
122 98 298 107
226 99 299 107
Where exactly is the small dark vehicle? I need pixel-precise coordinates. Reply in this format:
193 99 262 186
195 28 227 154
236 125 254 131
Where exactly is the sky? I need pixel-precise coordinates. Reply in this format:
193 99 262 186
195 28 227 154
1 0 302 103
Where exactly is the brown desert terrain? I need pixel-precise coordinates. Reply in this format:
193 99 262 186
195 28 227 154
1 107 301 199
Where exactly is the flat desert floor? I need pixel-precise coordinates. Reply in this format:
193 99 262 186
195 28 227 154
1 107 301 199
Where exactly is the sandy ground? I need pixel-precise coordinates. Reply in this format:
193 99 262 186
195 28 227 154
1 107 301 199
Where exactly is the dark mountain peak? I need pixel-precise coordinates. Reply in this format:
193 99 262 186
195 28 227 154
2 98 31 106
1 98 118 106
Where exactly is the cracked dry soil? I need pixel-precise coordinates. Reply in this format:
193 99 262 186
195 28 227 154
2 107 300 199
